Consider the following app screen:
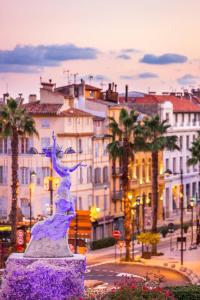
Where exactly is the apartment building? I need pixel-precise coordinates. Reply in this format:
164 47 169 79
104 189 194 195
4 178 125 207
120 93 200 218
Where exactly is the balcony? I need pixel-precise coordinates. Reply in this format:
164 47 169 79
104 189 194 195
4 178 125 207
112 191 123 201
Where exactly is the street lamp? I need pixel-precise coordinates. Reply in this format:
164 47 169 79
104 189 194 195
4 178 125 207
164 168 184 265
188 198 195 246
103 185 108 238
128 192 134 260
29 171 36 231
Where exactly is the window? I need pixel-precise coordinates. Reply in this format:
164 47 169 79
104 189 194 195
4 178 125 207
192 182 197 197
175 114 178 125
78 139 82 153
165 158 169 170
0 197 7 219
165 113 169 122
180 157 183 171
103 142 108 156
135 160 140 179
21 138 29 154
94 168 101 184
41 119 50 128
179 136 183 150
41 137 50 150
95 142 99 158
79 167 83 184
193 134 196 141
193 114 197 126
188 114 191 126
186 156 190 173
148 158 152 181
186 135 190 150
104 195 107 211
20 167 29 185
96 196 99 207
103 166 109 183
88 195 92 209
142 159 145 181
173 158 176 173
20 198 29 218
181 114 184 126
0 167 3 184
87 166 92 183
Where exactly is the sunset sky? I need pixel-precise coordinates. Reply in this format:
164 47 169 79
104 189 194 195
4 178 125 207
1 0 200 99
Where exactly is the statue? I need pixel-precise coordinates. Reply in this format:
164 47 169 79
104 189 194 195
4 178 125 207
24 133 86 258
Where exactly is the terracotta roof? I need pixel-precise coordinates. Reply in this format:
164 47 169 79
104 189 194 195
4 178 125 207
23 101 62 115
119 94 200 112
59 107 92 117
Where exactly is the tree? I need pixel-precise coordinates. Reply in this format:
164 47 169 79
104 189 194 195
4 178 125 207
0 98 38 250
107 108 138 261
134 115 179 252
187 131 200 171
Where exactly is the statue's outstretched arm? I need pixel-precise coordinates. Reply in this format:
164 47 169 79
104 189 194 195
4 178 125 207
51 132 67 177
69 162 87 173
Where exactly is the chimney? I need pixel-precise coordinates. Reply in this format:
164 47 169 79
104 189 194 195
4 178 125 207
125 85 128 102
29 94 37 103
41 79 54 91
108 83 112 90
112 82 115 91
114 84 117 92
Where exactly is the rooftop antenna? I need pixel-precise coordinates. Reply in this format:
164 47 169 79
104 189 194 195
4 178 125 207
73 73 78 84
63 69 71 84
98 77 106 90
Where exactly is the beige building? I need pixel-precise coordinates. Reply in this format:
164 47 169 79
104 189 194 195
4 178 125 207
0 80 111 240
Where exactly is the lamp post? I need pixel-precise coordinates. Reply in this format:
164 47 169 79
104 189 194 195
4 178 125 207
29 171 36 231
136 196 141 235
128 192 134 260
189 198 195 246
165 168 184 265
103 185 108 238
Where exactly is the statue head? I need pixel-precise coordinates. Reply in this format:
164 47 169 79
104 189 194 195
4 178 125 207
55 198 72 214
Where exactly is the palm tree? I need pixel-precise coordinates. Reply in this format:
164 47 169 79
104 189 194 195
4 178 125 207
0 98 38 250
107 108 138 261
187 131 200 169
134 115 179 252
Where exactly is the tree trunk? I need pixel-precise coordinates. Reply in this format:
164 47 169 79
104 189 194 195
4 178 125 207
122 138 131 261
151 151 159 254
10 130 19 251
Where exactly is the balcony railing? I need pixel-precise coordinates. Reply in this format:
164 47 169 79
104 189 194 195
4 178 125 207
112 191 123 201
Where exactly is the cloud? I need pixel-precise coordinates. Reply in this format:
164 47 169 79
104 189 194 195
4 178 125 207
117 54 131 60
140 53 188 65
120 75 133 80
138 72 158 79
121 48 140 53
177 74 199 85
0 44 99 73
120 72 158 81
0 64 42 73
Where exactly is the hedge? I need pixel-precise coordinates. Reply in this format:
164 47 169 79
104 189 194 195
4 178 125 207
90 237 116 250
170 285 200 300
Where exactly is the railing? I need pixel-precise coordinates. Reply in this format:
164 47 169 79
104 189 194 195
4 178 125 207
112 191 123 201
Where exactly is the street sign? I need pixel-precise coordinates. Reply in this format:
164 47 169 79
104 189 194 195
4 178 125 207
168 223 175 233
112 230 121 239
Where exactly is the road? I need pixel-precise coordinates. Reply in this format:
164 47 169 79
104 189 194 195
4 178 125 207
85 236 190 286
85 262 189 286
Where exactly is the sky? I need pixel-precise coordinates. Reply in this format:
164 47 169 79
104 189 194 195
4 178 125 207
1 0 200 99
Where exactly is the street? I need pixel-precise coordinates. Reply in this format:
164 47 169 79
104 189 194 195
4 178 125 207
85 235 191 287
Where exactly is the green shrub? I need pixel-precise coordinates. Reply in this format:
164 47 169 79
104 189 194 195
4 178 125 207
170 285 200 300
90 237 115 250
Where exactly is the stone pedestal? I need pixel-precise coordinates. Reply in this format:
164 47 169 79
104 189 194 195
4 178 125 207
0 253 86 300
